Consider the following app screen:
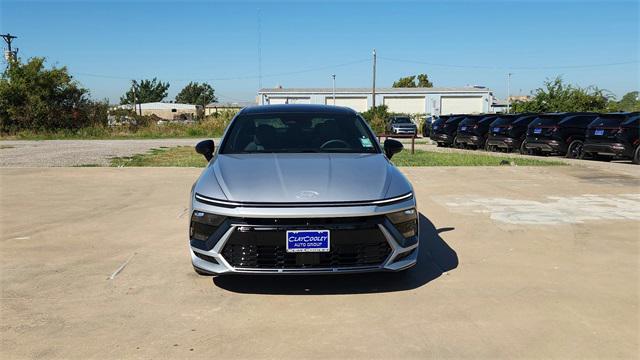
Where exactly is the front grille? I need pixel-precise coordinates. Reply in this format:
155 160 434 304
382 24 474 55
221 222 391 269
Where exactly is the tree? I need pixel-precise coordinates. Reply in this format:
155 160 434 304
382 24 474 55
392 74 433 88
607 91 640 112
393 75 417 88
416 74 433 87
511 77 610 113
360 105 390 134
175 82 217 106
120 78 170 105
0 57 107 132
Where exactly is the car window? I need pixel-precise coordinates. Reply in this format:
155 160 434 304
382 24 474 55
393 117 412 124
221 112 381 154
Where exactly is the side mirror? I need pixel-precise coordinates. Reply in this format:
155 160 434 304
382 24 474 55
195 140 215 161
383 139 403 159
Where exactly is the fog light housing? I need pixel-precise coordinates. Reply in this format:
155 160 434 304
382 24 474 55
190 211 225 241
387 208 418 238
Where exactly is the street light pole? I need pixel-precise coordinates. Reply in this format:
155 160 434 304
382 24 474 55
507 72 512 114
372 49 377 109
332 74 336 105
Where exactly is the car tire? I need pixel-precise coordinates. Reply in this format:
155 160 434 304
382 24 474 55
566 140 583 159
633 146 640 165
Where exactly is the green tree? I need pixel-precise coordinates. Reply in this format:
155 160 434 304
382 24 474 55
0 57 107 132
416 74 433 87
175 82 217 106
393 75 417 88
511 77 611 113
607 91 640 112
360 105 390 133
392 74 433 88
120 78 170 104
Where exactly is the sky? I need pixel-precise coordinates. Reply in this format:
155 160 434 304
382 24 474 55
1 0 638 103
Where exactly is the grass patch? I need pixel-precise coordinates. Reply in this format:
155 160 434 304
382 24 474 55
392 150 564 166
110 147 564 167
111 147 207 167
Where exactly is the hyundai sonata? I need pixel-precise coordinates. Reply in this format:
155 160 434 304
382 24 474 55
189 104 418 275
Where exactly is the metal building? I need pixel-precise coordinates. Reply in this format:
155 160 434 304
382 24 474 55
258 87 494 115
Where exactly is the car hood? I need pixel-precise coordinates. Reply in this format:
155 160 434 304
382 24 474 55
195 153 411 203
393 123 416 127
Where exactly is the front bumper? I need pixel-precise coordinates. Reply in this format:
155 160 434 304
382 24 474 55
190 196 418 275
392 127 417 134
486 136 519 148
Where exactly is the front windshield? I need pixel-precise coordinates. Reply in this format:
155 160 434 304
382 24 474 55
220 112 380 154
393 117 412 124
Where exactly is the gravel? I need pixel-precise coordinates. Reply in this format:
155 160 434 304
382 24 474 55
0 139 210 167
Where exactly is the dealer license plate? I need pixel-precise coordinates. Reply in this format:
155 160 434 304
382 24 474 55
594 129 604 136
286 230 330 253
534 128 542 134
460 126 467 131
493 127 500 133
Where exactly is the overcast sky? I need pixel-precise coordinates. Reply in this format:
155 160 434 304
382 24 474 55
2 0 638 103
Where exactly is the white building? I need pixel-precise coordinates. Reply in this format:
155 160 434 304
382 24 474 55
258 87 495 115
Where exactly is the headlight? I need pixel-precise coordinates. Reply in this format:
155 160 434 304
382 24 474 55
387 208 418 238
190 211 225 241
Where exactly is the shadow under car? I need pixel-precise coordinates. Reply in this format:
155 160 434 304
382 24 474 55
212 213 458 295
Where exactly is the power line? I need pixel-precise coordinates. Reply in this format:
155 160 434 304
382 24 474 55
379 56 639 70
73 58 371 82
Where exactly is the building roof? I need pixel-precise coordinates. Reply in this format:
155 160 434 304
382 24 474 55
205 101 256 108
259 87 492 94
117 102 199 110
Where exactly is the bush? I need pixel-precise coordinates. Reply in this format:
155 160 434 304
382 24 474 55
0 57 109 133
360 105 390 134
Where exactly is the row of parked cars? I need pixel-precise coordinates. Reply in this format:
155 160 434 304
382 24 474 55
423 112 640 164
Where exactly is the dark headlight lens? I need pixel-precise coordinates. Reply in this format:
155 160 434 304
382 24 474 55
387 208 417 238
190 211 225 241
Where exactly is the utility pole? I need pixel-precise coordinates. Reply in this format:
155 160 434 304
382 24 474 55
131 80 139 116
257 8 262 90
507 72 512 114
332 74 336 105
372 49 377 109
1 33 18 64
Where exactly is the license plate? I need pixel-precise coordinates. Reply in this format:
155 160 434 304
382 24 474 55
493 127 500 133
286 230 330 253
534 128 542 134
432 126 438 129
460 126 467 131
594 129 604 136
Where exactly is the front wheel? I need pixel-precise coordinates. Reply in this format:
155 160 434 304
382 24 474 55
566 140 584 159
633 146 640 165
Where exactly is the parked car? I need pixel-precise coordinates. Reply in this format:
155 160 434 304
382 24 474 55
485 114 531 152
454 114 499 149
189 104 418 275
582 112 640 163
523 112 598 157
421 115 441 137
387 116 417 135
431 115 466 147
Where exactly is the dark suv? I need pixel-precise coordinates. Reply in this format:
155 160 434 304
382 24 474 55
454 114 499 149
486 114 537 153
430 115 466 147
524 113 598 156
582 112 640 163
422 115 446 137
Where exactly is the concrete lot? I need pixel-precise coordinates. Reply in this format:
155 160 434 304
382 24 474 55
1 165 639 359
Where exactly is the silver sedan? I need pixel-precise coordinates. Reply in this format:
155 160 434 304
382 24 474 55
189 104 418 275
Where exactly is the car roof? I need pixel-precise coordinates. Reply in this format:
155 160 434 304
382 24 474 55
240 104 357 115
